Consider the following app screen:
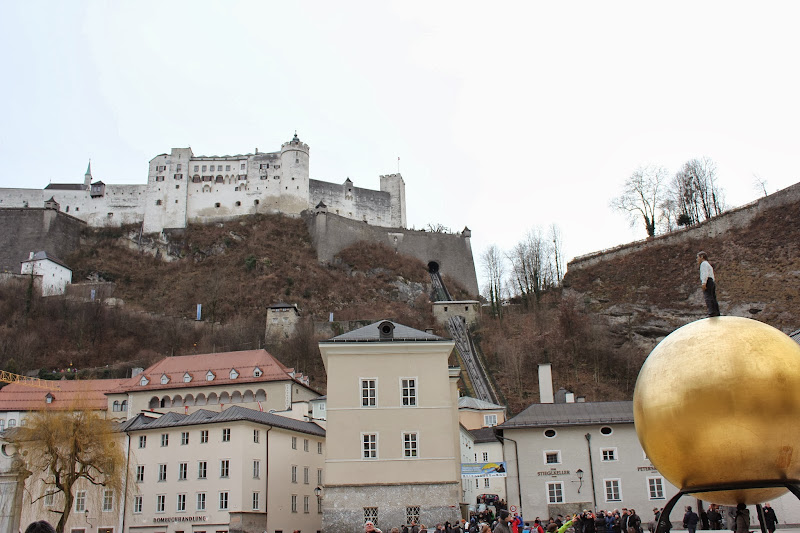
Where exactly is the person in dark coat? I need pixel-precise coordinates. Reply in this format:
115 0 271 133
763 504 778 533
683 506 700 533
707 506 722 530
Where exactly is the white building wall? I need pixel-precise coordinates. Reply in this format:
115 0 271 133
20 258 71 296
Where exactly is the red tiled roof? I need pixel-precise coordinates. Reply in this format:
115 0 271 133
120 349 303 392
0 379 127 411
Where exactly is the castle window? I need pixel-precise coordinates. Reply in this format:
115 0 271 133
260 175 267 180
260 164 269 169
177 164 182 171
156 176 165 182
194 165 199 172
75 207 79 211
215 176 224 183
203 176 212 182
174 174 182 180
175 185 180 189
239 175 247 181
235 201 241 207
296 158 299 163
202 165 207 172
254 200 259 205
107 212 113 218
65 206 69 212
192 175 200 183
241 163 245 170
214 203 220 208
226 165 231 171
155 200 162 206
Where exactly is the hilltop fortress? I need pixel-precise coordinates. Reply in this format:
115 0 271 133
0 134 480 294
0 133 405 234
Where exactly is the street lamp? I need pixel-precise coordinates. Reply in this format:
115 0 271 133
575 469 584 494
314 486 323 500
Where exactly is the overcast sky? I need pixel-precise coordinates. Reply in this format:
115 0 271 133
2 1 799 286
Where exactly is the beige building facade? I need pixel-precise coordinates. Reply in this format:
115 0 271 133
319 321 461 532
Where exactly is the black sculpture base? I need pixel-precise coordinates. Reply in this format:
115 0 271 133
655 480 800 533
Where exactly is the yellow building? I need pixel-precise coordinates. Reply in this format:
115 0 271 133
318 320 461 532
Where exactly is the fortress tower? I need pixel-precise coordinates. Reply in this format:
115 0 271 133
143 148 193 233
380 173 406 228
278 132 310 215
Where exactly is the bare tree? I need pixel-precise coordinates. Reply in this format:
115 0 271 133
481 245 505 319
549 223 564 284
753 174 769 197
611 165 669 237
671 157 725 226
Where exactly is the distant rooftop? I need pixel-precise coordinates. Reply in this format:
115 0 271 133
21 251 71 270
323 320 447 342
498 401 634 429
459 396 505 411
44 183 87 191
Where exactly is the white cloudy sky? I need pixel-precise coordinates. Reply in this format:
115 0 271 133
2 1 799 281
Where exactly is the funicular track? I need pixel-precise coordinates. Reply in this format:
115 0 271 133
430 269 500 405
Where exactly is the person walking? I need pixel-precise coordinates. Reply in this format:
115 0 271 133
734 504 750 533
763 503 778 533
683 506 699 533
697 251 720 317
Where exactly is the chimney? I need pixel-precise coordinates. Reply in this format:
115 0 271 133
538 363 554 404
565 392 575 403
29 252 34 260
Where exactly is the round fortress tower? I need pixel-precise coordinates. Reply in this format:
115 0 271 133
279 132 311 215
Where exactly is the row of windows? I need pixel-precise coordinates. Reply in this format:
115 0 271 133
543 426 614 438
361 378 417 408
545 477 665 504
543 447 619 465
194 163 247 173
135 459 322 484
131 491 320 515
71 490 115 512
361 432 418 459
291 435 324 454
360 506 421 527
136 429 322 452
191 174 248 183
140 367 261 386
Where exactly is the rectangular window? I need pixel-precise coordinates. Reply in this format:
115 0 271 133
317 468 323 485
364 507 379 524
545 451 561 464
222 428 231 442
304 438 309 452
648 477 665 500
158 464 167 482
292 436 297 449
253 492 260 510
363 433 378 459
253 460 261 479
201 430 209 443
304 495 310 513
226 165 231 171
220 459 230 478
482 452 489 461
291 494 298 513
202 165 207 172
602 448 617 461
254 429 260 443
196 493 206 511
291 465 297 483
181 432 189 445
484 478 491 488
318 442 323 454
136 465 145 483
484 414 498 427
198 461 207 479
605 479 622 502
138 435 146 448
407 506 421 525
177 164 182 171
133 496 143 514
44 492 54 506
194 165 199 172
161 434 169 447
547 481 564 504
219 492 229 510
103 490 113 512
361 379 377 407
403 432 418 458
401 378 417 406
177 493 186 512
241 163 245 170
304 466 309 484
179 462 188 480
156 494 165 513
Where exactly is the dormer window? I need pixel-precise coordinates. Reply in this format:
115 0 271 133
45 393 54 404
183 372 192 383
140 376 150 386
229 369 239 380
160 374 170 385
253 367 262 377
206 371 215 381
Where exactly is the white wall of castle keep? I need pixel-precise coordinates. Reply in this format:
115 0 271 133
0 135 406 234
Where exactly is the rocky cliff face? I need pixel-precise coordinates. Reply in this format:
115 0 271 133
563 182 800 351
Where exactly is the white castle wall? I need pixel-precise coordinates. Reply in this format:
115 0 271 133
0 135 406 234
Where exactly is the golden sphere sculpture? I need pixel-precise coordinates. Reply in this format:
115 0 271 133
633 316 800 505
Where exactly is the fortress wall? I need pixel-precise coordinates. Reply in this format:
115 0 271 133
309 179 394 227
306 210 479 296
0 209 85 273
568 181 800 271
0 188 46 209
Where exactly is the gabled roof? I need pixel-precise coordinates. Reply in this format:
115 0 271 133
324 320 447 342
120 349 311 392
44 183 87 190
459 396 505 411
119 405 325 437
21 251 71 270
470 426 500 444
498 401 634 429
0 379 127 412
